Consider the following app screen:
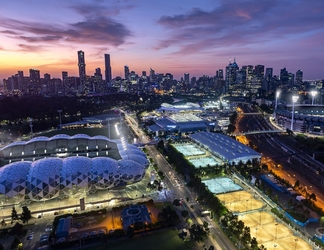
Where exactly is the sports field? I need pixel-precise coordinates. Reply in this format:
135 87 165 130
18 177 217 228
217 190 264 212
217 190 312 249
239 211 311 250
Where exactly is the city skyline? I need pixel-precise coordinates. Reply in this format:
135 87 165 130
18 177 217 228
1 0 324 82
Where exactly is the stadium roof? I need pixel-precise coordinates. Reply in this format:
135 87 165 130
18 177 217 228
189 132 261 163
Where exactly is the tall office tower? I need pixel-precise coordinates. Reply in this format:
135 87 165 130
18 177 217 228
142 71 146 77
184 73 189 85
124 65 130 79
17 71 24 92
264 68 273 93
280 67 289 84
62 71 68 96
29 69 41 94
218 69 224 80
253 65 264 93
295 70 303 86
288 73 295 87
77 50 86 91
150 68 155 82
225 59 239 91
245 65 254 90
104 54 112 83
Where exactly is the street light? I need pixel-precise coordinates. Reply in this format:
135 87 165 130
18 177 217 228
291 95 299 131
275 223 278 240
255 227 258 241
57 110 62 130
311 91 317 105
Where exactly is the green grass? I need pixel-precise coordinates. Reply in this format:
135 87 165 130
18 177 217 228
83 229 196 250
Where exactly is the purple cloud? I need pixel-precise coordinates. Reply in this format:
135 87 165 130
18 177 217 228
0 4 132 48
156 0 324 55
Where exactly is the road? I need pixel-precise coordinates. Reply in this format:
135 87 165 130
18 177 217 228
123 110 236 250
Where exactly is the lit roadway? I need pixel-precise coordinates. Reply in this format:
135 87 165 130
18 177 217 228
123 110 236 250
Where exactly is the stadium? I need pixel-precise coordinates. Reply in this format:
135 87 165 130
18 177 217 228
0 134 149 205
275 104 324 134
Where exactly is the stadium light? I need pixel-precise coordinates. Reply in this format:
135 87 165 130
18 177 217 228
291 95 299 131
311 91 317 105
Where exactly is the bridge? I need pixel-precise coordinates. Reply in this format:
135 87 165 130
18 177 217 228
239 112 263 116
232 130 285 136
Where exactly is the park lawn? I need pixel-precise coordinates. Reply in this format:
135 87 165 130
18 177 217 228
83 229 196 250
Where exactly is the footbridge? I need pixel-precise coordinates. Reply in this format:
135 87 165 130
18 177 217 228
232 130 285 136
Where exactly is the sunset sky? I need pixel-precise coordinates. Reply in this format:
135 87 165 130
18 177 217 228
1 0 324 82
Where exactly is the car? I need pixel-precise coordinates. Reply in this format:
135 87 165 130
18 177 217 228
58 237 66 243
98 229 105 235
26 234 34 240
40 234 49 241
90 231 97 236
82 232 89 238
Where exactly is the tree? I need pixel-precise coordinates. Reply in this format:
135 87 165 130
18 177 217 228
20 206 31 224
309 193 317 202
189 224 207 242
11 207 19 222
294 180 300 189
173 199 181 206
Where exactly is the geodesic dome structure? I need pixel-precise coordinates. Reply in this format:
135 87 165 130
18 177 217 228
0 134 149 203
27 158 61 201
0 161 30 203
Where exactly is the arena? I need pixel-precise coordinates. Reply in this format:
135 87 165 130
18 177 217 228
275 104 324 134
0 134 149 205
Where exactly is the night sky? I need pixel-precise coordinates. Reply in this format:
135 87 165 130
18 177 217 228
0 0 324 81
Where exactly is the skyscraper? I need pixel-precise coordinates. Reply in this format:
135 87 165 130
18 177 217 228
184 73 189 85
77 50 86 91
124 65 130 80
104 54 112 84
295 70 303 86
29 68 40 94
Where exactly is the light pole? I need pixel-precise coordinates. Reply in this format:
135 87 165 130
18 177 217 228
275 90 280 113
291 95 299 131
311 91 317 105
294 238 298 250
255 227 258 241
57 110 62 130
28 118 33 138
275 223 278 240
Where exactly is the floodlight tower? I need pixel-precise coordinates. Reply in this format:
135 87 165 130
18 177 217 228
275 90 280 111
291 95 299 131
57 110 62 130
311 91 317 105
28 118 33 138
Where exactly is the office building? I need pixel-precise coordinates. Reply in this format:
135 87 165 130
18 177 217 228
77 50 86 92
104 54 112 84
